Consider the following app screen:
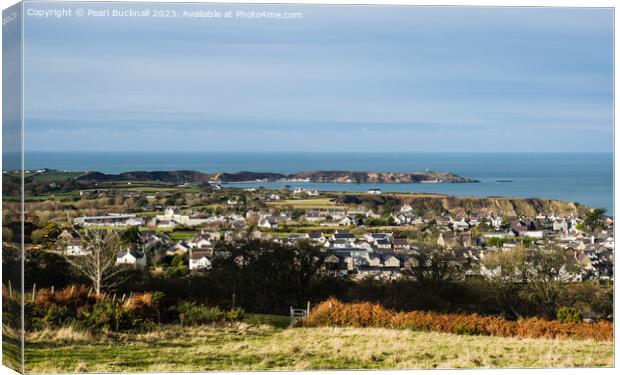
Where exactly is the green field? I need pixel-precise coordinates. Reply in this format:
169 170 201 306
23 323 613 372
26 171 86 181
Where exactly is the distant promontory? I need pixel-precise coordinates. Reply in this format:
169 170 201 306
76 170 479 184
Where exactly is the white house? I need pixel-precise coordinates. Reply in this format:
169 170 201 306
258 216 278 229
367 188 382 195
65 239 88 256
189 250 212 270
188 233 216 249
116 250 147 268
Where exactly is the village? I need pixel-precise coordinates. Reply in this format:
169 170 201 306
61 187 614 283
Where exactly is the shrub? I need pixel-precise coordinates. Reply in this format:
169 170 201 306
452 323 479 336
226 307 245 322
178 302 244 326
305 298 612 341
78 300 141 331
41 305 71 327
556 307 582 324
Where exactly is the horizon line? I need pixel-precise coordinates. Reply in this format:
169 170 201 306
19 150 615 154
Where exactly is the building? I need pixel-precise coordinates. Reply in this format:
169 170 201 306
116 250 147 268
189 250 212 270
74 214 144 227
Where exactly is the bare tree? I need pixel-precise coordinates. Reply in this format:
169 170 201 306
404 248 461 292
482 245 582 319
59 219 133 295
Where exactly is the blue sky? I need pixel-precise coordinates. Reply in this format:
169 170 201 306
22 2 613 152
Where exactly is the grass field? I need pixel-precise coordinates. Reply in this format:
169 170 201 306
25 170 86 181
267 198 342 209
23 323 613 372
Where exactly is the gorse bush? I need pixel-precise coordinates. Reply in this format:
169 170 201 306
41 305 71 327
77 300 142 332
226 307 245 322
28 285 163 332
304 298 613 341
178 302 244 326
556 307 582 324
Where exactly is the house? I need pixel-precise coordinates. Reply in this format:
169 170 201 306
365 233 391 242
188 233 217 249
65 238 88 256
375 238 392 250
332 231 355 241
189 250 212 270
258 216 278 229
382 254 401 268
165 242 189 256
305 211 323 222
265 193 280 201
367 188 382 195
306 232 327 244
339 216 354 226
140 231 168 247
331 239 352 249
393 238 410 252
116 250 147 268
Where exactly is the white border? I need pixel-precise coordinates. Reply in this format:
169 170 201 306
0 1 617 375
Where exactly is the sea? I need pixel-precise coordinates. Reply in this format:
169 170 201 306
23 152 613 214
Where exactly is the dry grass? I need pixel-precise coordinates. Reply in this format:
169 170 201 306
24 323 613 372
28 326 93 344
266 198 340 209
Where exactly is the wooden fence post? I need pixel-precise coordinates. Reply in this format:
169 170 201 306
307 301 311 318
32 283 36 302
8 280 12 299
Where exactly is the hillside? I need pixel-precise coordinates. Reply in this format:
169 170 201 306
338 194 591 217
23 324 612 372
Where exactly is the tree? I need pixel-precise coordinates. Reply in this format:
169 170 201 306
482 246 582 319
290 208 305 221
59 227 133 295
523 247 581 319
404 248 460 293
583 208 606 232
481 246 530 318
208 239 325 313
120 226 141 245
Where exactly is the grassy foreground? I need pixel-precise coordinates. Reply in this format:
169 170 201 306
24 323 613 372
